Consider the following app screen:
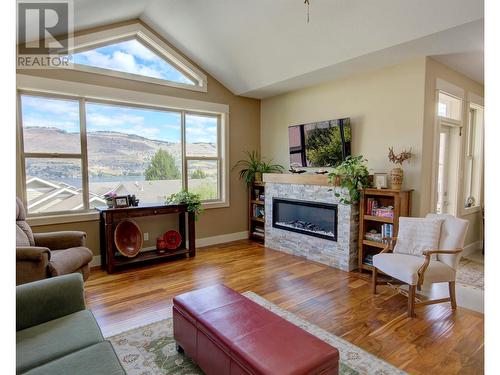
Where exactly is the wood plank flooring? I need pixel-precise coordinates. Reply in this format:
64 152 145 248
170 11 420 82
85 240 484 375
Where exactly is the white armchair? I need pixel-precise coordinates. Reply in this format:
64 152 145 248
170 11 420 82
372 213 469 317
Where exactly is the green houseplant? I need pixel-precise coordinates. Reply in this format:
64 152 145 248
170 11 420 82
233 151 284 185
166 190 204 220
328 155 371 204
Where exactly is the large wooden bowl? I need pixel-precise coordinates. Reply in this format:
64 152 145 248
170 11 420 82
114 219 143 257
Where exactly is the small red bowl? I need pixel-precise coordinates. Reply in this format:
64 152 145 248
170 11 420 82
163 230 182 250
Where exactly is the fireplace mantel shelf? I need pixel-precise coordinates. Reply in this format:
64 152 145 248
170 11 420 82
263 173 336 186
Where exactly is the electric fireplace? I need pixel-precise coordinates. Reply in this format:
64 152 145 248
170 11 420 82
272 198 338 241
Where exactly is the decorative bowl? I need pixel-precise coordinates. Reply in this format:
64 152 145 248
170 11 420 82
114 219 143 257
163 230 182 250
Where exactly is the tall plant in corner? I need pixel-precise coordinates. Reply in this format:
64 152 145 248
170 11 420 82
233 151 284 185
328 155 370 204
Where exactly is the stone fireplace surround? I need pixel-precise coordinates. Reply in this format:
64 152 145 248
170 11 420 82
264 173 359 271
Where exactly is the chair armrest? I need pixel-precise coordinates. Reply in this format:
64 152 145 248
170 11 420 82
16 246 51 262
379 236 398 254
34 231 87 250
417 248 463 286
16 273 86 331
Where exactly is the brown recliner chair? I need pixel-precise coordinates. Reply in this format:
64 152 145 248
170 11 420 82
16 197 93 285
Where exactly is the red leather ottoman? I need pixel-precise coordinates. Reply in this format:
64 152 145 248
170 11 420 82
173 284 339 375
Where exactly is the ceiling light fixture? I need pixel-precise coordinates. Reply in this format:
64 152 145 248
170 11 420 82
304 0 310 23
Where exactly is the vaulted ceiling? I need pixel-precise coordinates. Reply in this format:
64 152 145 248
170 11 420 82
72 0 484 98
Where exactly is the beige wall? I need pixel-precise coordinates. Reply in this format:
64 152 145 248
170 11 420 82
260 56 484 247
17 20 261 257
261 58 427 216
422 57 484 246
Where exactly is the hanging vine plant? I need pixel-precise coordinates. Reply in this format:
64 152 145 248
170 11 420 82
328 155 371 205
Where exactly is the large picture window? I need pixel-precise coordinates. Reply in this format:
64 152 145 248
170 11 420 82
18 92 225 215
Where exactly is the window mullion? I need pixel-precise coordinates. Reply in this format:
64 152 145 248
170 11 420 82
80 98 90 211
23 153 82 159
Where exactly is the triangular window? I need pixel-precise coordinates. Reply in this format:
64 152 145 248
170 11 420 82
71 39 195 86
65 23 207 91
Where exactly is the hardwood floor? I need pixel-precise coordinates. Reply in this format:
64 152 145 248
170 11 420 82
85 240 484 375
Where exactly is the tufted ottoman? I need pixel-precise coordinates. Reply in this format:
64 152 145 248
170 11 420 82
173 284 339 375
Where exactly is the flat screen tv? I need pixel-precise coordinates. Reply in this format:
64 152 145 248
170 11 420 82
288 118 351 168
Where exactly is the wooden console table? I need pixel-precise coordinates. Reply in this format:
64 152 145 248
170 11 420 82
97 204 195 274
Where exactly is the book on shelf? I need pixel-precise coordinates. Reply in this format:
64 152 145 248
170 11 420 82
363 254 374 265
364 223 393 243
254 227 265 234
373 207 394 218
252 205 265 218
366 198 394 218
366 198 377 215
364 232 383 242
252 231 264 238
381 223 393 238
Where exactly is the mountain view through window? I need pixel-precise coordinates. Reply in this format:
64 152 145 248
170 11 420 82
20 95 219 214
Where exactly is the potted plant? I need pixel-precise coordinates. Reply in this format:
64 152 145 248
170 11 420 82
328 155 371 204
166 190 204 220
388 147 413 190
233 151 284 185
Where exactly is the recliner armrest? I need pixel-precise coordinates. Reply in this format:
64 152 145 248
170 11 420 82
16 273 86 331
34 231 87 250
16 246 51 262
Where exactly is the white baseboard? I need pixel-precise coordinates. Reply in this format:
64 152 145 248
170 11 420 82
463 240 483 257
89 231 249 268
195 231 249 248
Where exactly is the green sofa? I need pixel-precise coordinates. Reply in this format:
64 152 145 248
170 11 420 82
16 274 125 375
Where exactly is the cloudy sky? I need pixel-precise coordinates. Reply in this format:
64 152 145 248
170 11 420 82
71 39 194 85
21 95 217 144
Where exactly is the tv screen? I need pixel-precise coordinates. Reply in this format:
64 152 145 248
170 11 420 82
288 118 351 168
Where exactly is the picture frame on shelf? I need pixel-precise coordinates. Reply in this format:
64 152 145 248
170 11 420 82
113 196 130 208
373 173 388 189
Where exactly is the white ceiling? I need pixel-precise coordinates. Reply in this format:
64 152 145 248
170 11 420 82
73 0 484 98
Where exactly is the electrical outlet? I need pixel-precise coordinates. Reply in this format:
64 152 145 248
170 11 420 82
144 232 149 241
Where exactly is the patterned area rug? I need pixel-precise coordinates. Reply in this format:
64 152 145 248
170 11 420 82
457 256 484 290
108 291 406 375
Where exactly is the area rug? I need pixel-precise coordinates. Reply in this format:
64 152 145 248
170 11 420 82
108 292 406 375
457 256 484 290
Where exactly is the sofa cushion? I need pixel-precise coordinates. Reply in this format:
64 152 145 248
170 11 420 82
48 247 93 277
16 310 104 373
393 217 444 259
22 341 125 375
373 253 456 285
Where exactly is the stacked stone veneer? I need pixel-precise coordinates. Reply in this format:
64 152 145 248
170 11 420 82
265 183 359 271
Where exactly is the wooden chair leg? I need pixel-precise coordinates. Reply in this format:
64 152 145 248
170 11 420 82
407 285 417 318
449 281 457 310
372 268 378 294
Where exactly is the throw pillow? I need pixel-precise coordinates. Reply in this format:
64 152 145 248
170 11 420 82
393 217 444 258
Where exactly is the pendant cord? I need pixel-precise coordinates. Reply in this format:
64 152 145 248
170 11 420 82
304 0 310 23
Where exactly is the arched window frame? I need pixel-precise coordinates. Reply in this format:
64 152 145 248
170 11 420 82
63 22 208 92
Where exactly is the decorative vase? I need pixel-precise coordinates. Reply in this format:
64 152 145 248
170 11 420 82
390 167 403 190
254 172 262 182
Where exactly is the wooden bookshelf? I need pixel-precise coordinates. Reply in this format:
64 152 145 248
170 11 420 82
358 188 412 272
249 181 266 242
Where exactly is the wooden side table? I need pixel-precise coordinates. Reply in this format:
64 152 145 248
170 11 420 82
97 204 195 274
